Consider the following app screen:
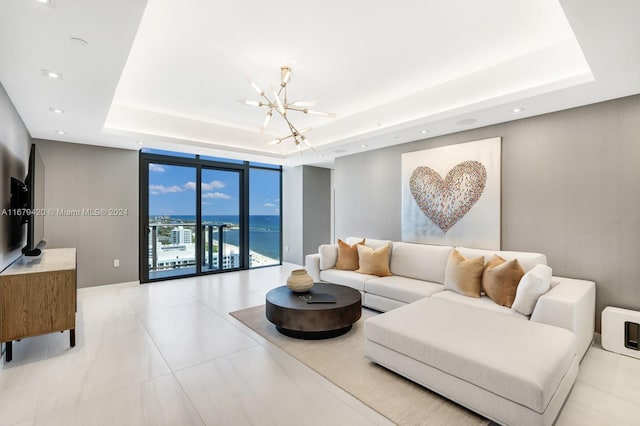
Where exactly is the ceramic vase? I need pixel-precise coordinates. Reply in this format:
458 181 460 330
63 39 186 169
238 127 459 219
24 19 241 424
287 269 314 292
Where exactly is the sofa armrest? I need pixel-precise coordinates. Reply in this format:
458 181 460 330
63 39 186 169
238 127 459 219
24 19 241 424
305 253 321 282
530 276 595 360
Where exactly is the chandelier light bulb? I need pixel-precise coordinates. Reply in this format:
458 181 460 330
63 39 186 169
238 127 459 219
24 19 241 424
262 111 272 130
246 78 264 96
273 89 286 114
281 66 291 85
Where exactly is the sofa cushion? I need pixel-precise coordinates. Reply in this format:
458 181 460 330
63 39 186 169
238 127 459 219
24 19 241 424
318 244 338 270
512 264 553 315
390 242 453 284
336 238 364 270
456 247 546 272
365 297 576 413
431 290 528 320
482 255 525 307
365 276 444 304
320 269 375 292
356 244 392 277
444 249 484 298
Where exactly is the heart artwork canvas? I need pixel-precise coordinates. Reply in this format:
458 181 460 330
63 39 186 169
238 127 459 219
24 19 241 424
401 138 501 249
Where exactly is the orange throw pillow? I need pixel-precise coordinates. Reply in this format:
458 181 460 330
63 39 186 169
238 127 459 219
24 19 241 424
444 249 484 298
356 244 392 277
335 239 364 270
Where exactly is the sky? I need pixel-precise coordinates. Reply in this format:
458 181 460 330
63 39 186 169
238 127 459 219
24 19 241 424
147 163 280 216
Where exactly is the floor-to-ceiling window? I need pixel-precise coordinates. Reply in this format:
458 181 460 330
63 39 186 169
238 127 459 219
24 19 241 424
139 151 282 283
248 163 282 267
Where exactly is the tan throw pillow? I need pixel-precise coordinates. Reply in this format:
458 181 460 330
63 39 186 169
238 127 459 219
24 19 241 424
482 255 525 307
444 249 484 298
356 244 392 277
336 239 364 270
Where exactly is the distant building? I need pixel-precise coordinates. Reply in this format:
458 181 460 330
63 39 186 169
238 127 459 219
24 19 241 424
171 226 192 245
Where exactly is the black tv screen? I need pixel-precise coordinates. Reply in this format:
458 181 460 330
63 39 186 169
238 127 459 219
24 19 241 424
24 144 46 256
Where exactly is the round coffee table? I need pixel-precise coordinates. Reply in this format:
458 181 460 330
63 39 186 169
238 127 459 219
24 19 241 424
265 283 362 339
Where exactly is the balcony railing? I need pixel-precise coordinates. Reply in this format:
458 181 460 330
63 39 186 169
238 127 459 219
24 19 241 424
148 223 239 274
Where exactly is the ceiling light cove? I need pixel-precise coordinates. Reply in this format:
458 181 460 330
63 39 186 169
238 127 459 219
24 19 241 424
99 0 611 165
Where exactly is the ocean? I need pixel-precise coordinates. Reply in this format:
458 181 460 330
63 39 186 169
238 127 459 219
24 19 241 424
163 215 281 261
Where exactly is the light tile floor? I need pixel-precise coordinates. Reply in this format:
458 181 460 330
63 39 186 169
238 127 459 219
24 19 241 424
0 264 637 425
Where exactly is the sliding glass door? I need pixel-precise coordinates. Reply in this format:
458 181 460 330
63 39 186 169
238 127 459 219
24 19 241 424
200 168 241 272
139 150 281 283
146 164 198 280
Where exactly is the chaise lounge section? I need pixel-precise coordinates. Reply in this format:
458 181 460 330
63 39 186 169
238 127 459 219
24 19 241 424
305 238 595 426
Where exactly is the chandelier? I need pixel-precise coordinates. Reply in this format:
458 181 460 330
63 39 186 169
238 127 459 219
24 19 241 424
241 66 336 150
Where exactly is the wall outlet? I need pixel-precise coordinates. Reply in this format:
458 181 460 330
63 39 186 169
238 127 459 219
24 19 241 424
113 259 120 268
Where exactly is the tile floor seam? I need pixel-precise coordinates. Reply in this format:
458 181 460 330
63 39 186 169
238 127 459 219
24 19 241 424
130 302 182 375
169 370 208 426
27 372 177 425
169 343 265 375
574 375 640 406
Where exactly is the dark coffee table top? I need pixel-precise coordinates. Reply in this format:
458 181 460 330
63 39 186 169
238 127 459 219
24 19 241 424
266 282 361 311
265 283 362 338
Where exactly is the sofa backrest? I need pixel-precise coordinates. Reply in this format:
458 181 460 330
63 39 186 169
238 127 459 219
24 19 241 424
455 247 547 272
345 237 393 251
391 242 453 284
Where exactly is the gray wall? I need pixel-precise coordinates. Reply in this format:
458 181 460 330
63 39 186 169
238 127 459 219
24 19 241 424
0 83 30 271
303 166 332 256
35 140 139 287
283 165 331 265
335 94 640 330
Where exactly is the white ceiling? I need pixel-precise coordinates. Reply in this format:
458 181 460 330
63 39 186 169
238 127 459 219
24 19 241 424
1 0 639 168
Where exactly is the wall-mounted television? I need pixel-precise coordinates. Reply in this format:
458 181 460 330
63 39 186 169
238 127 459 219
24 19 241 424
10 144 46 256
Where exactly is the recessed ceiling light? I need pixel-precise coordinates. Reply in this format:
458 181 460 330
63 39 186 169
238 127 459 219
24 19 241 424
70 37 88 46
420 130 430 134
512 107 525 113
54 130 66 135
136 141 144 146
360 144 367 148
456 118 477 126
42 69 62 80
394 136 401 139
319 154 326 158
49 107 64 114
35 0 50 4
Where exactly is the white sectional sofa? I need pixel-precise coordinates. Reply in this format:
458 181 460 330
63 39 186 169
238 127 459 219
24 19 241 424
305 237 596 426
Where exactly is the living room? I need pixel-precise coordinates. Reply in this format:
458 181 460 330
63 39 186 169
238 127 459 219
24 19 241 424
1 1 640 425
